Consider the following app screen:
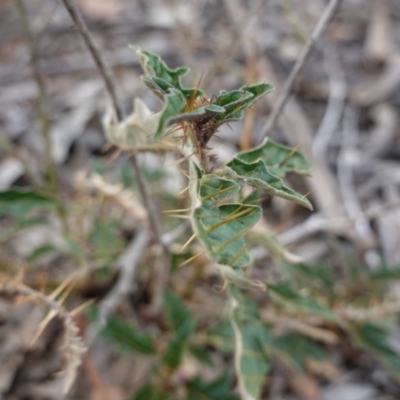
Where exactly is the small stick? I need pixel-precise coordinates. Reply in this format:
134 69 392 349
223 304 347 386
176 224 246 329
60 0 125 121
16 0 56 191
261 0 342 138
60 0 168 261
98 230 150 327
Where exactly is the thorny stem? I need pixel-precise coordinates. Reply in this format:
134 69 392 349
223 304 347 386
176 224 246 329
261 0 342 139
60 0 168 310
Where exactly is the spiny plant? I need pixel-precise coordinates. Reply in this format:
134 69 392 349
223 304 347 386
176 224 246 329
103 46 314 399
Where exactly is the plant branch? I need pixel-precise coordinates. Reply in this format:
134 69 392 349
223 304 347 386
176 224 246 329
261 0 342 138
60 0 125 121
16 0 56 191
339 300 400 322
98 230 150 327
59 0 166 243
60 0 168 311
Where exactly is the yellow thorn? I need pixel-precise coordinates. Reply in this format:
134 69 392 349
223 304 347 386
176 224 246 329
178 233 197 254
205 207 256 234
162 208 190 213
165 214 190 219
278 143 301 168
70 298 95 317
179 251 205 267
201 185 238 202
177 186 189 196
107 148 123 164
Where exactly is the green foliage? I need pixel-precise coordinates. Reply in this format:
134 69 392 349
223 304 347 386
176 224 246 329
162 291 196 369
88 219 125 261
187 372 239 400
233 138 312 177
268 281 342 325
229 286 271 400
101 315 156 355
351 323 400 379
227 156 312 210
0 189 57 217
268 334 327 371
132 385 169 400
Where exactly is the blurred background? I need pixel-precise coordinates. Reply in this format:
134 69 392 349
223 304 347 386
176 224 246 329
1 0 400 399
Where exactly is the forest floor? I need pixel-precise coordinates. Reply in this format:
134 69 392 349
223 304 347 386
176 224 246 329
1 0 400 399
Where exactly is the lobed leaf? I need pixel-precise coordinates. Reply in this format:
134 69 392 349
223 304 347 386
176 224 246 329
198 174 241 206
227 158 312 210
191 173 261 268
133 46 199 100
213 84 273 124
229 286 271 400
235 138 312 177
194 203 261 268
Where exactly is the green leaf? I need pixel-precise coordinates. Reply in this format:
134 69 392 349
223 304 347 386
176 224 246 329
27 244 60 263
246 229 303 264
198 174 240 206
192 174 261 268
164 290 192 331
268 334 327 371
162 319 195 369
88 220 124 260
368 265 400 282
229 286 271 400
132 385 169 400
0 189 57 217
227 157 312 210
188 344 214 366
194 203 261 268
134 47 199 100
208 321 235 353
213 84 273 123
284 262 335 295
187 372 239 400
235 138 312 177
102 315 156 355
351 323 400 379
268 281 342 325
162 287 195 370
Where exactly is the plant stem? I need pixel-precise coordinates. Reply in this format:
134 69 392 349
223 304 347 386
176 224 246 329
60 0 125 122
261 0 342 138
60 0 168 310
17 0 71 237
16 0 57 192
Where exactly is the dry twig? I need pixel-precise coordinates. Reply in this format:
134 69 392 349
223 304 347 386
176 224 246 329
261 0 342 138
0 281 85 395
98 230 150 327
60 0 169 311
